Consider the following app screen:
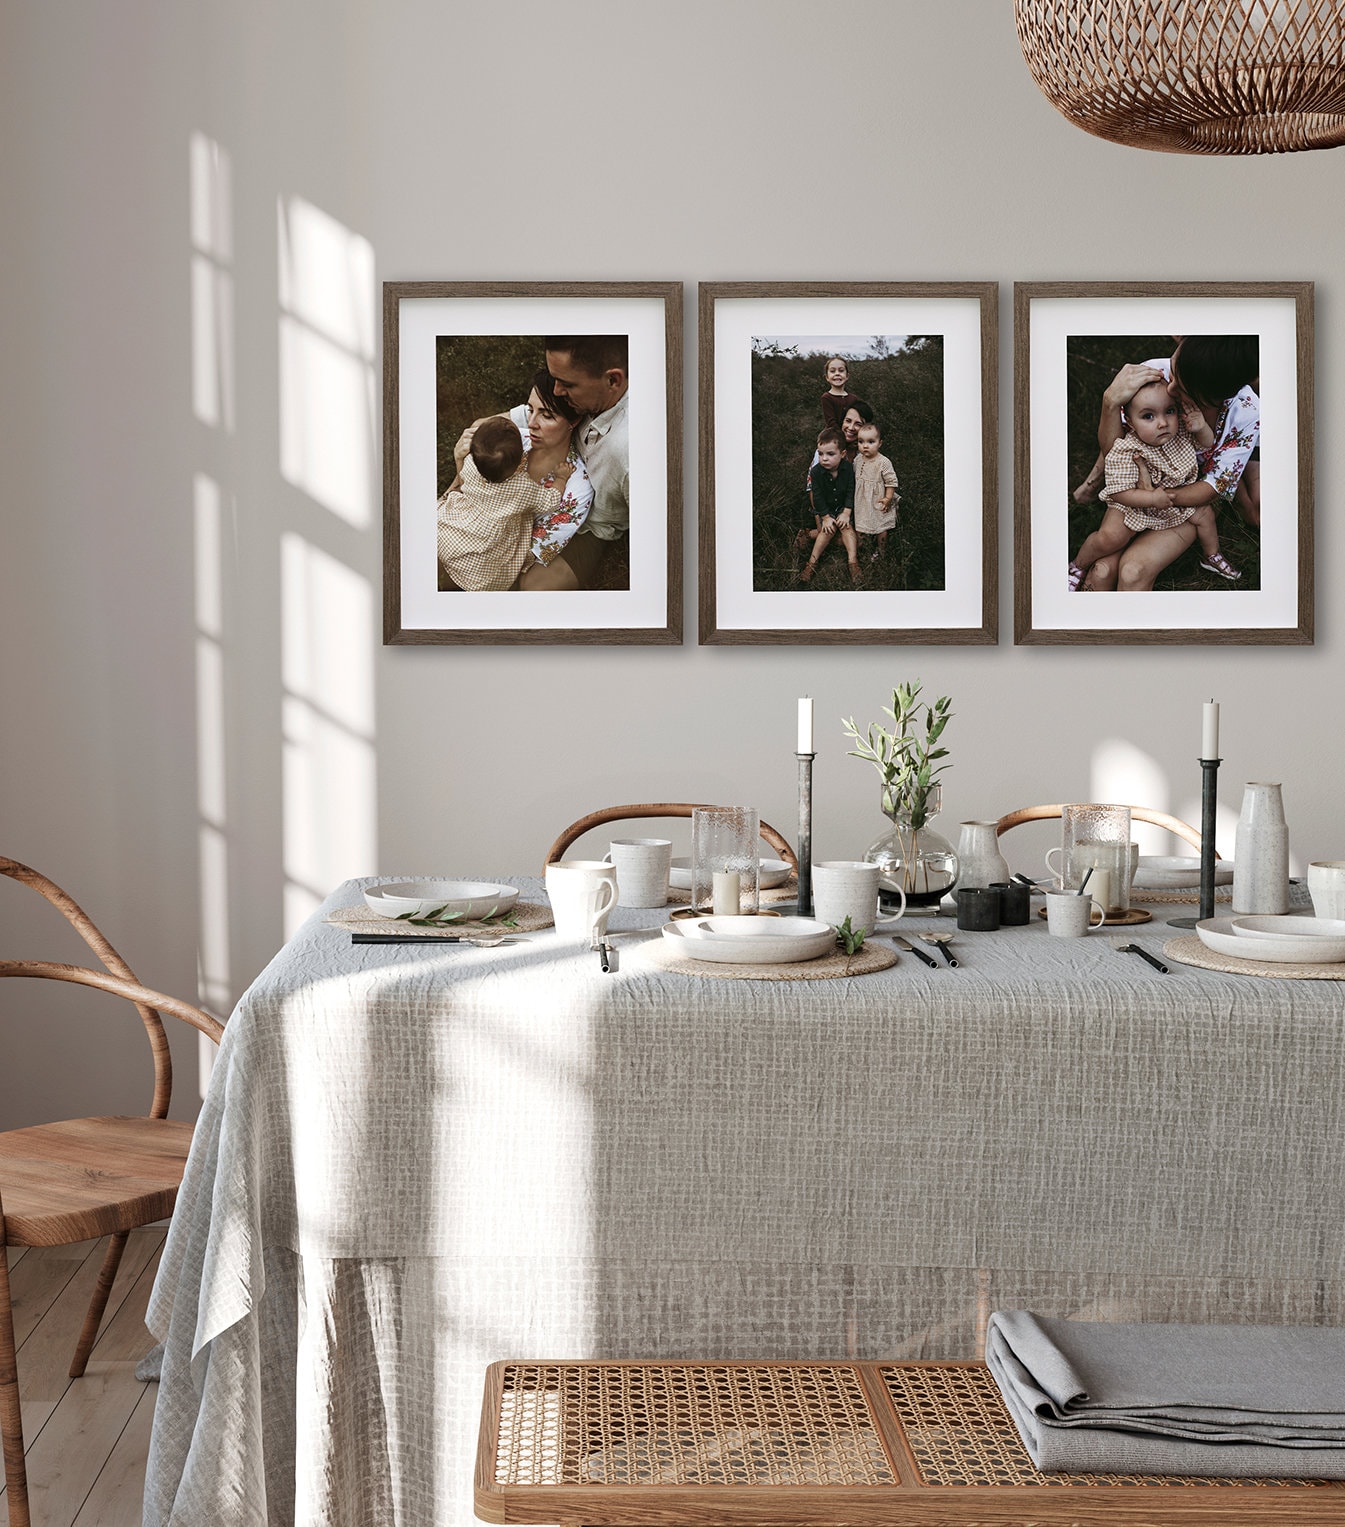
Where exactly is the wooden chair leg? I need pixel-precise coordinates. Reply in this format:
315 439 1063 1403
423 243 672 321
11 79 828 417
68 1231 128 1379
0 1243 32 1527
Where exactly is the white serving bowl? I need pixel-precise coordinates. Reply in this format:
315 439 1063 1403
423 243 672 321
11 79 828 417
1196 916 1345 965
364 881 519 920
661 916 835 965
1132 856 1234 890
667 857 792 891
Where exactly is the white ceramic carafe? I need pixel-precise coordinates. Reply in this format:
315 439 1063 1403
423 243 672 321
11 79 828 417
956 820 1011 890
1232 782 1290 915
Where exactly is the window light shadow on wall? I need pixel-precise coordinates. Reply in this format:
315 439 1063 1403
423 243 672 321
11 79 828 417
276 193 379 937
281 534 377 936
191 133 234 432
191 131 235 1099
277 196 377 527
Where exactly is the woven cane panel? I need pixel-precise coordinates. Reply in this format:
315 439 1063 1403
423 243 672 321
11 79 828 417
497 1364 894 1486
881 1364 1331 1490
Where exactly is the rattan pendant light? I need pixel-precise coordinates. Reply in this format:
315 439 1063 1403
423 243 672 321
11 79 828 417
1014 0 1345 154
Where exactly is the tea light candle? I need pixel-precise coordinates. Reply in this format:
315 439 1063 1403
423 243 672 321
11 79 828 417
712 870 741 915
797 697 813 754
1202 699 1219 760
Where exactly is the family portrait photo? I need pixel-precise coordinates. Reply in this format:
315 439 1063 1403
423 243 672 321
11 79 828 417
1014 282 1311 646
384 282 681 646
749 335 945 593
1065 333 1260 596
435 334 630 594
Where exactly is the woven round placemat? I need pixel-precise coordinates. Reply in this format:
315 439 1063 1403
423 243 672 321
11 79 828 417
1136 883 1233 905
1163 934 1345 981
327 900 554 936
631 937 898 981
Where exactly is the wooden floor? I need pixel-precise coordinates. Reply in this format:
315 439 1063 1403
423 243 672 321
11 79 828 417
2 1228 164 1527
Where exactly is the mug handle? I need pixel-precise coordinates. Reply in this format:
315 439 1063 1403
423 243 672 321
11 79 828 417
872 882 907 925
1088 900 1106 928
1044 846 1066 885
589 876 617 935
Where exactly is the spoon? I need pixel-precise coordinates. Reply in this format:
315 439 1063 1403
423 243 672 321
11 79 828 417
919 932 960 967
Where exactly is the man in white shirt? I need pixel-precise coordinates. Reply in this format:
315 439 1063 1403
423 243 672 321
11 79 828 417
538 335 629 589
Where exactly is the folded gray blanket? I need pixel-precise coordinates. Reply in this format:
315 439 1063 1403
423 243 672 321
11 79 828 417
986 1311 1345 1478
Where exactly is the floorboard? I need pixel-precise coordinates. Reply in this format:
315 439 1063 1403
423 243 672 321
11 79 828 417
1 1229 163 1527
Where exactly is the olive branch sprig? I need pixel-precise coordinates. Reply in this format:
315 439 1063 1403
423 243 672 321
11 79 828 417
841 681 953 833
395 904 520 929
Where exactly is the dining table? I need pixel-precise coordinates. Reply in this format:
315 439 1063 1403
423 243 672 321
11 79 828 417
143 876 1345 1527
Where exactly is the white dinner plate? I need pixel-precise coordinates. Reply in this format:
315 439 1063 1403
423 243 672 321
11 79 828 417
1132 856 1234 890
1195 916 1345 965
667 857 792 891
364 881 520 920
660 917 835 964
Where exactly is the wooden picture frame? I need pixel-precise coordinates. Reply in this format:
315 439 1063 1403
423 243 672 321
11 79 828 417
698 281 998 646
1014 281 1313 646
383 281 682 645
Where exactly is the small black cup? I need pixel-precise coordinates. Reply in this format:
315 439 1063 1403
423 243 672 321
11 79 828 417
991 880 1031 926
956 885 1001 931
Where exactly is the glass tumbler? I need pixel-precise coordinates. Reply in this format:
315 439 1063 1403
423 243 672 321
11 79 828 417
691 806 760 916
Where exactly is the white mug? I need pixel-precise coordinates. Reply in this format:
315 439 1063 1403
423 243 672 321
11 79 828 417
602 838 672 909
1045 889 1106 937
1308 861 1345 921
545 859 618 943
811 861 906 936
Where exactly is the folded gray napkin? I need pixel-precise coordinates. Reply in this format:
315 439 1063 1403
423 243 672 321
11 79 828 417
986 1311 1345 1478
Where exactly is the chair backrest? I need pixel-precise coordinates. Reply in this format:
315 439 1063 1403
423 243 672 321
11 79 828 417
545 804 797 875
994 804 1217 856
0 857 221 1118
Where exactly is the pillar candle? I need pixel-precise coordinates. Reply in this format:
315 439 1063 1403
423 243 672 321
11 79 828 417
712 870 741 915
1202 700 1219 760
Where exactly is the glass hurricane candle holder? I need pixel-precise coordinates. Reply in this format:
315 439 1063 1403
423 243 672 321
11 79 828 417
691 807 760 917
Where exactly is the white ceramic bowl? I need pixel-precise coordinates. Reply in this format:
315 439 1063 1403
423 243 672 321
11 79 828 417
667 857 792 891
1132 855 1234 890
364 881 519 920
1196 916 1345 965
661 916 835 965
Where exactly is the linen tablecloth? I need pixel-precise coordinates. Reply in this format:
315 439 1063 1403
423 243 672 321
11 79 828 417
145 878 1345 1525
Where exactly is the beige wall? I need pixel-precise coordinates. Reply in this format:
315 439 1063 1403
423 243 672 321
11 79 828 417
2 1 1341 1127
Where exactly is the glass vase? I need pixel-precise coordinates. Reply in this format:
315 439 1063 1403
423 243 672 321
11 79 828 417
866 783 960 909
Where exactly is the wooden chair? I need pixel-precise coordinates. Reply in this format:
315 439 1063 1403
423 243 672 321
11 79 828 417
544 804 797 876
995 804 1218 855
0 857 225 1527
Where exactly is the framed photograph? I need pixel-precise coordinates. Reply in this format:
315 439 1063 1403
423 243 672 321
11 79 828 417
698 282 997 645
1014 282 1313 645
383 281 682 644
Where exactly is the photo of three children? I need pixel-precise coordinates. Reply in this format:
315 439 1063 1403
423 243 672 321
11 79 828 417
748 336 947 594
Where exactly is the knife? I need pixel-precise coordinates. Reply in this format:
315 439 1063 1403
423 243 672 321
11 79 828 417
892 934 940 968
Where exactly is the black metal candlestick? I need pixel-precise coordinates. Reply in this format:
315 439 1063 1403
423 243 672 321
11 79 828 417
1169 756 1221 929
796 751 814 917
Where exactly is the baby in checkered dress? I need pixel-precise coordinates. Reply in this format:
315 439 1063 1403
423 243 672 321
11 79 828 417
1067 380 1241 591
437 417 561 592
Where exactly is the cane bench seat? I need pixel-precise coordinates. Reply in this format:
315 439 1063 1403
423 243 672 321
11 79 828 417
477 1359 1345 1525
